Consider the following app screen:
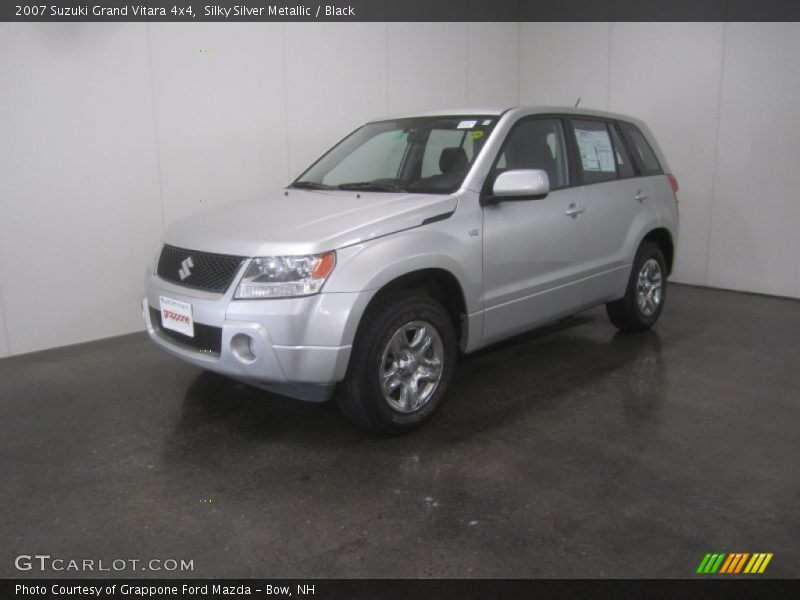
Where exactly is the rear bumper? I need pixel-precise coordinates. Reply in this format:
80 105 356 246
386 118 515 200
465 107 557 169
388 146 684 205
142 275 372 401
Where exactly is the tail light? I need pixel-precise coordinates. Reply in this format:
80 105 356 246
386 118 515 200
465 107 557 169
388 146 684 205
667 173 679 193
666 173 679 214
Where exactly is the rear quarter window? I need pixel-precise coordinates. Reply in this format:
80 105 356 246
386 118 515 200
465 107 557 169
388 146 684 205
619 122 663 176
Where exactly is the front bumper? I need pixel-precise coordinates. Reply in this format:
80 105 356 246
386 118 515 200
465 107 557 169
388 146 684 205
143 275 371 402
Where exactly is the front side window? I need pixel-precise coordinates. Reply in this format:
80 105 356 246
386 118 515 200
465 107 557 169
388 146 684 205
494 118 569 189
293 116 497 194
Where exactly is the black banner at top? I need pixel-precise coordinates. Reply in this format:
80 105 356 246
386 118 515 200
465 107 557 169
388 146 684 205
3 0 800 22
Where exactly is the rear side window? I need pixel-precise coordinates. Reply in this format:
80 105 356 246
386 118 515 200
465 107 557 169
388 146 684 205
619 122 663 176
571 119 617 184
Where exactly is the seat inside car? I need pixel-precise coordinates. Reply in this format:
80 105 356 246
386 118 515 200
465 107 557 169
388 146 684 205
439 146 468 177
410 146 468 190
503 122 559 186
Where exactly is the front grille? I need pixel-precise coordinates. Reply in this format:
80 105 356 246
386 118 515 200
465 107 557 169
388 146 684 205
150 307 222 355
157 245 244 293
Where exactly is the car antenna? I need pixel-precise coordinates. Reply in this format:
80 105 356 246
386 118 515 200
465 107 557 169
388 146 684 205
574 97 581 108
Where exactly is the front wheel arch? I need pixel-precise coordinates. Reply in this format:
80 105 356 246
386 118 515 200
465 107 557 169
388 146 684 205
337 290 458 434
351 268 468 352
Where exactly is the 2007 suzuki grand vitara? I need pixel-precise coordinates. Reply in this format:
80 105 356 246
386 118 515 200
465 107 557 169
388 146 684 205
143 106 679 433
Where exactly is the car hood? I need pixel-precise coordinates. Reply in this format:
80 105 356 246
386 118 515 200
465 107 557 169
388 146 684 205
161 189 458 257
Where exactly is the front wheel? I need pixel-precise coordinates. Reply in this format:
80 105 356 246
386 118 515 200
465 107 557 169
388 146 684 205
606 242 668 332
337 291 457 434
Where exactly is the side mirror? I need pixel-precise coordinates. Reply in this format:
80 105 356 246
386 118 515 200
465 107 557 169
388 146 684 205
490 169 550 202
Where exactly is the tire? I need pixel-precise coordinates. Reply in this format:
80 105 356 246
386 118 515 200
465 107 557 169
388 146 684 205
337 291 457 434
606 242 668 333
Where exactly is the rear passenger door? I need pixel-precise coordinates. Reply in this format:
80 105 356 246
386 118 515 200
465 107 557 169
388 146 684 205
567 118 656 304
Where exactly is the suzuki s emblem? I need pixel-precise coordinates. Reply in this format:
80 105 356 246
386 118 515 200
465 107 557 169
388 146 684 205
178 257 194 280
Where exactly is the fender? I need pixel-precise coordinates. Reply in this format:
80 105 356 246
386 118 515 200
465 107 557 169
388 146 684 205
325 209 485 351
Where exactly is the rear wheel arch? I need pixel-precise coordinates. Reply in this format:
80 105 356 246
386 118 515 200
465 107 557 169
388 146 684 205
607 241 667 332
641 228 674 275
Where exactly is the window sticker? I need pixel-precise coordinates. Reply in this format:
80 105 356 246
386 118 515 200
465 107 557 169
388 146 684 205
575 129 616 172
457 120 477 129
469 130 484 139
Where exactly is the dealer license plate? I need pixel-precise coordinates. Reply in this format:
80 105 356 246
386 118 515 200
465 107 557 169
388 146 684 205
159 296 194 337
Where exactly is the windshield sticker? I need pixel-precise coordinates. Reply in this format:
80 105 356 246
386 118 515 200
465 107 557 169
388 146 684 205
457 120 477 129
469 131 484 139
482 119 492 125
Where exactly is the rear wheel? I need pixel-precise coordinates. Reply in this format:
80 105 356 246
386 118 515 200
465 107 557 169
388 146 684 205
606 242 667 332
337 291 457 434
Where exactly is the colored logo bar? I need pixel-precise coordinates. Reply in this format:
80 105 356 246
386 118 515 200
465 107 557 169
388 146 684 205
696 553 773 574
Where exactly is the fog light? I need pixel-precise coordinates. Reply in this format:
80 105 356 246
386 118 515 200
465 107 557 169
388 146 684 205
231 333 256 363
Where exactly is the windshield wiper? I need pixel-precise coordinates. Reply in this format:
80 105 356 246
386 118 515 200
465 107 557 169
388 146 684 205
337 181 407 193
290 181 335 190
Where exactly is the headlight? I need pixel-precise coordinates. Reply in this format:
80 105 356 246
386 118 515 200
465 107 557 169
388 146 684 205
234 252 336 299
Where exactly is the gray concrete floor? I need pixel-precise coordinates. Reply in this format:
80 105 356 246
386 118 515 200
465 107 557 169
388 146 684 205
1 283 798 578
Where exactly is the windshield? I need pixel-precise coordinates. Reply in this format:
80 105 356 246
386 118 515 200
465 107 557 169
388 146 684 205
292 116 498 194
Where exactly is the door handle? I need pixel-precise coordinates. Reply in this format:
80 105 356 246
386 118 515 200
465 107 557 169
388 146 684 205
565 204 586 218
634 190 648 202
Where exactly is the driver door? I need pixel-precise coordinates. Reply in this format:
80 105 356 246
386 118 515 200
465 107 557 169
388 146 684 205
481 116 588 345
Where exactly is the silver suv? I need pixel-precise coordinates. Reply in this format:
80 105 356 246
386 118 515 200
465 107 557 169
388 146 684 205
143 106 678 433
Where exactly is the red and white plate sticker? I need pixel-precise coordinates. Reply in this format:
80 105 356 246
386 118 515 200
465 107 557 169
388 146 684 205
159 296 194 338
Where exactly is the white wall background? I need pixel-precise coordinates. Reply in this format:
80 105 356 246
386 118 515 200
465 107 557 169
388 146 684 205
0 22 798 357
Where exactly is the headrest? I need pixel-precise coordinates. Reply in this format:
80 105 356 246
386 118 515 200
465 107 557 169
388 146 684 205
439 147 468 174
